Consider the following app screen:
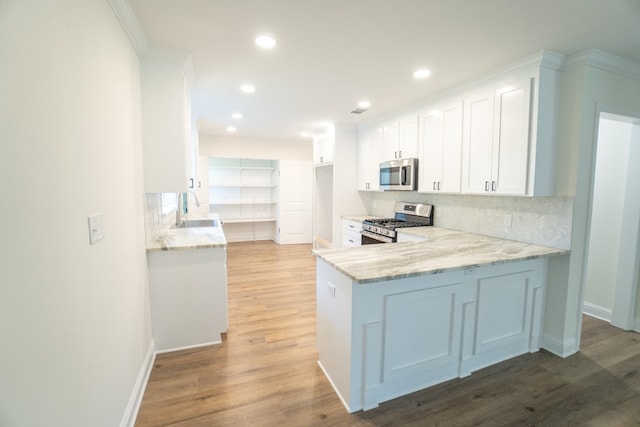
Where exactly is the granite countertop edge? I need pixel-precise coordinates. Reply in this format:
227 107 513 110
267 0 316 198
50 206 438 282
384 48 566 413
146 213 227 252
313 227 570 284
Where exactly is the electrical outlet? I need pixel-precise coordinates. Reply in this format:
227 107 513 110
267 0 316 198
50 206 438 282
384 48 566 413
328 283 336 298
503 214 513 227
88 214 105 245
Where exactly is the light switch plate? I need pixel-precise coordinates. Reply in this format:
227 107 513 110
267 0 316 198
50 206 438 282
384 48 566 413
88 214 104 245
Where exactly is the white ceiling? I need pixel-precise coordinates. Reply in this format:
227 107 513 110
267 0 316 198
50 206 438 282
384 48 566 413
129 0 640 141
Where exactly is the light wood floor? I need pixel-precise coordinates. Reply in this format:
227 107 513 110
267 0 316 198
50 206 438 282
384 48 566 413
135 241 640 426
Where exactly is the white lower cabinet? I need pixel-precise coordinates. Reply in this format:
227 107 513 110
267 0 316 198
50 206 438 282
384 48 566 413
148 247 228 352
341 219 362 247
316 257 548 412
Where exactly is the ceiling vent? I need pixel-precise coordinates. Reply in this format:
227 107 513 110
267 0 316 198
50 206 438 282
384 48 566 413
351 107 369 114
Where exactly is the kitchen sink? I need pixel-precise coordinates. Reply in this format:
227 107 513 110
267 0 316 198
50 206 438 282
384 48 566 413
175 218 219 228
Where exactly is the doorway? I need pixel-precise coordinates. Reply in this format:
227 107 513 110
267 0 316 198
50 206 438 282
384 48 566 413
583 112 640 330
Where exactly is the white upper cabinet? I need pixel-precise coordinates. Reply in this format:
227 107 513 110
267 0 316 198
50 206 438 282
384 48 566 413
462 77 532 195
382 115 419 161
141 53 193 193
419 99 463 193
314 136 335 166
358 127 382 191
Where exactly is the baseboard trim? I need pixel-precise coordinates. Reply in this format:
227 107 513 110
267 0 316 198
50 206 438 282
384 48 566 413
635 318 640 333
583 302 613 322
317 360 355 413
120 339 156 427
540 334 577 358
155 340 222 355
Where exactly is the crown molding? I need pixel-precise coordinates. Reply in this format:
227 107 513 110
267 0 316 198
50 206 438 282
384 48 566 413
108 0 148 57
565 49 640 80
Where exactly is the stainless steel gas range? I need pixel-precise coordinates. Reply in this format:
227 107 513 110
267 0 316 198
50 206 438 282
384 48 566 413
361 202 434 244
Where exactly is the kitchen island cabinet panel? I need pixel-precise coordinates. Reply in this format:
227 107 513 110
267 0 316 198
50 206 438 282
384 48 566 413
316 256 549 412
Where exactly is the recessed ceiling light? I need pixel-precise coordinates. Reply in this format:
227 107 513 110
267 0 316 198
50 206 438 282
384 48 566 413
226 126 237 133
255 35 276 49
240 84 255 94
413 68 431 79
358 100 371 109
232 113 243 119
301 132 311 138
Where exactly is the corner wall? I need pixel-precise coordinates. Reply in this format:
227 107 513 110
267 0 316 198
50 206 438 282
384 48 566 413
0 1 152 426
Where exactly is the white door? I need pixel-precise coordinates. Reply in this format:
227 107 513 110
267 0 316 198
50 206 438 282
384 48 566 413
278 160 313 244
462 87 494 194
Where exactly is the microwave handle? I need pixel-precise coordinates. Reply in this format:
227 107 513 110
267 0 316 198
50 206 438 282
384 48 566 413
402 166 408 185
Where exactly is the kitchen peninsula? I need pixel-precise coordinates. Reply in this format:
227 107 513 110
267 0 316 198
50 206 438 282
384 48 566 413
147 213 228 352
314 227 567 412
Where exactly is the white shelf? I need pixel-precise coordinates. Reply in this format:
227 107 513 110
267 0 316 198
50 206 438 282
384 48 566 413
209 184 276 188
210 201 276 206
210 166 275 171
221 218 276 224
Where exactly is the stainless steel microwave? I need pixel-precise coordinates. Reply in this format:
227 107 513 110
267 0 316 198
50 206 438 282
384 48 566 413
379 158 418 191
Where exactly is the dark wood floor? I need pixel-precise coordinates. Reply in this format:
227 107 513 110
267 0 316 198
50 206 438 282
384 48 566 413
135 241 640 426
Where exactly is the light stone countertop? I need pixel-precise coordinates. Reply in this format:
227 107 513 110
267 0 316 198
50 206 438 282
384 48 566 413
341 214 383 222
146 213 227 252
313 226 568 284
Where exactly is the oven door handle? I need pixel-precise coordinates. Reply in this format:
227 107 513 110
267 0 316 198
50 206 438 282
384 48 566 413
361 230 394 243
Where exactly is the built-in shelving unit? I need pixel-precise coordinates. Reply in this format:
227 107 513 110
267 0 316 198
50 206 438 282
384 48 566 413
208 157 278 242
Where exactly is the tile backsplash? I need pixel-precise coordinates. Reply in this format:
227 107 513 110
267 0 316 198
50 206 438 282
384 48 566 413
364 192 573 249
144 193 177 245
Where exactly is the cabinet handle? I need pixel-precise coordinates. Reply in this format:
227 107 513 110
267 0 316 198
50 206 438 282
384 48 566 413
320 156 323 163
437 182 441 191
398 150 402 158
484 181 489 192
189 178 194 189
492 181 497 191
432 181 436 191
197 180 201 188
394 151 398 159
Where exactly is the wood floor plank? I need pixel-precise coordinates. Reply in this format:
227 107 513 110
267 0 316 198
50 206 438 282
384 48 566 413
135 241 640 426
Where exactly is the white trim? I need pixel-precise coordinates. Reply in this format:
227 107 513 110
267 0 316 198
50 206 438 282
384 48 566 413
582 302 613 322
107 0 148 57
120 340 156 427
540 334 577 358
154 339 222 355
635 318 640 333
317 360 356 413
564 49 640 80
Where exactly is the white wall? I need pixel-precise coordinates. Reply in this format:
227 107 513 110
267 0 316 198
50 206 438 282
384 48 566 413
549 55 640 353
583 118 633 312
0 1 151 426
199 134 313 161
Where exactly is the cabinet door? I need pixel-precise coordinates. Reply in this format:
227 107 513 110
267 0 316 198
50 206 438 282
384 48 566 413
382 122 400 160
440 102 463 193
462 88 495 194
358 128 382 191
314 137 334 165
492 79 532 195
382 283 464 383
399 115 419 158
420 111 444 192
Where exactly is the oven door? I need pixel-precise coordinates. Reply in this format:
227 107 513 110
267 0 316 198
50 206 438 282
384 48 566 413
361 230 394 244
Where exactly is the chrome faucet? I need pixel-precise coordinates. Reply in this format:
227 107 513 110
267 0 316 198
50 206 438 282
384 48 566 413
175 191 201 226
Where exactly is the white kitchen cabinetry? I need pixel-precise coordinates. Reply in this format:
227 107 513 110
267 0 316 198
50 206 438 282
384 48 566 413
208 158 278 242
382 115 419 161
141 52 195 193
461 77 533 195
419 99 463 193
314 136 335 166
358 127 382 191
148 246 228 352
341 219 362 247
316 257 547 412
